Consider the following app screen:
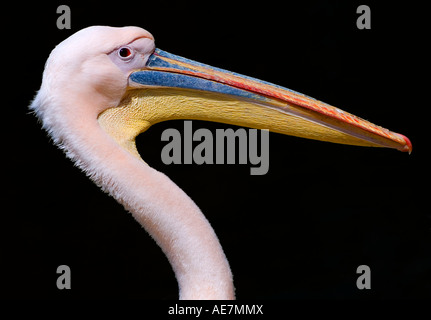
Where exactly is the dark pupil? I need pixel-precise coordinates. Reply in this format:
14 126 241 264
119 48 130 57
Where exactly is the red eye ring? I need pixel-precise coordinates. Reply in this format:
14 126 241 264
118 47 133 59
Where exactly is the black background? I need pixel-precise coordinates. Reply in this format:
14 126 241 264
2 1 429 300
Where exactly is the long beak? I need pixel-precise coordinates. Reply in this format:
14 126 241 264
99 48 412 158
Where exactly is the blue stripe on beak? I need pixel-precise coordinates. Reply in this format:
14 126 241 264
129 70 268 103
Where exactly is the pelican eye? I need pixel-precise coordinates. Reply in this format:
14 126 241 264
118 47 134 60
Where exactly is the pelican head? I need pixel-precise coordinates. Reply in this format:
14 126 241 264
30 26 412 299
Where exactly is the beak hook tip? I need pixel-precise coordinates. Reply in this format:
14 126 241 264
399 134 412 154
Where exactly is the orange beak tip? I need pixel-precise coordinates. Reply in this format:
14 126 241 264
399 134 413 154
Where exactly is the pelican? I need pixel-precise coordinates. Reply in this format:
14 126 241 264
30 26 412 299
